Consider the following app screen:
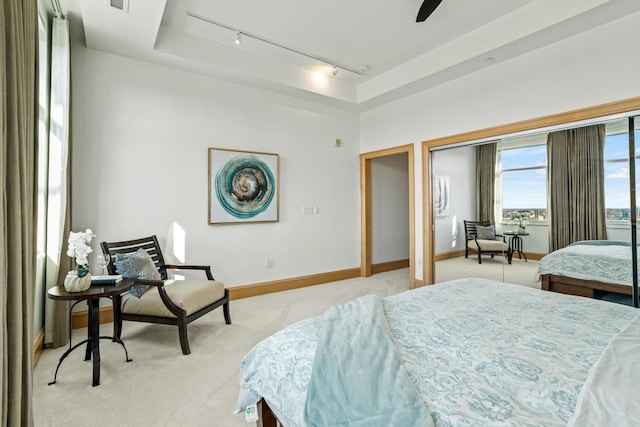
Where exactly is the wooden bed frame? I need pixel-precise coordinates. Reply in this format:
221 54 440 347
257 399 278 427
253 278 632 427
541 274 632 298
252 276 632 427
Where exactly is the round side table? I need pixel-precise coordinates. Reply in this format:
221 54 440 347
47 279 133 387
503 231 530 262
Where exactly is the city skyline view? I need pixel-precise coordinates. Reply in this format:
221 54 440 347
500 132 640 214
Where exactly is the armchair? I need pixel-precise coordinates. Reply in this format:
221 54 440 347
101 235 230 355
464 220 512 265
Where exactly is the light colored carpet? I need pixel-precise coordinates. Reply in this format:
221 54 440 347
33 264 541 426
436 256 541 289
33 269 410 427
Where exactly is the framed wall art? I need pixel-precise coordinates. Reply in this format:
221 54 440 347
434 175 450 217
208 148 279 225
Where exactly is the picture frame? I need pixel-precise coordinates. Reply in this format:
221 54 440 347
208 148 279 225
434 175 450 217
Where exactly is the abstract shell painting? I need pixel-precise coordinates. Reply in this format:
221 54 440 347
434 175 450 217
209 148 279 224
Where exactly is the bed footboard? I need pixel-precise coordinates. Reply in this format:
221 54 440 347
257 399 279 427
541 274 631 298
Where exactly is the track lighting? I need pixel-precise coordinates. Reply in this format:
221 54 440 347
186 11 369 76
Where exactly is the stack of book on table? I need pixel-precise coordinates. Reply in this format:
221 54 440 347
90 275 123 285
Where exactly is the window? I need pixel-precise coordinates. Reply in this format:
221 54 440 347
495 120 640 227
35 13 49 301
500 144 547 223
603 126 640 224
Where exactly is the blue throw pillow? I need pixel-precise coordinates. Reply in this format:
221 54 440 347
476 224 496 240
115 248 161 297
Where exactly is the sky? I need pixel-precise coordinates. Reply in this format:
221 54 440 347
501 133 638 210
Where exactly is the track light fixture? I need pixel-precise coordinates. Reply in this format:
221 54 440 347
186 10 368 76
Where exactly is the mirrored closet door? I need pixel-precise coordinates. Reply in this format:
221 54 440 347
431 141 508 285
431 114 640 308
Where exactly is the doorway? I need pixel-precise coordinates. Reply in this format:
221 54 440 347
360 144 415 288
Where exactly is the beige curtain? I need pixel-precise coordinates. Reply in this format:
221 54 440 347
476 142 497 223
1 0 38 425
44 16 72 348
547 124 607 251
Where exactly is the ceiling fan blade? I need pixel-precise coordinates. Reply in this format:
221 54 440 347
416 0 444 22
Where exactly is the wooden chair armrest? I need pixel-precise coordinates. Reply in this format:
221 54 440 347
161 264 210 271
160 264 214 280
131 279 165 287
131 279 185 318
473 237 483 250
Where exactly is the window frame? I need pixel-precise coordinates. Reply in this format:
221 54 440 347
603 128 640 228
498 141 548 225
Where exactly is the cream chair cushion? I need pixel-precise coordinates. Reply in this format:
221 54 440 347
468 239 509 252
121 279 225 318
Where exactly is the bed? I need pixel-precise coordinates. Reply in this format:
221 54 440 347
538 240 635 298
236 278 640 426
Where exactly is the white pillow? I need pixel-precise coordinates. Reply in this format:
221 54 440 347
115 248 161 297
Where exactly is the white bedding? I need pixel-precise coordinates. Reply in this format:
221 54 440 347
568 312 640 426
237 278 639 426
537 240 635 286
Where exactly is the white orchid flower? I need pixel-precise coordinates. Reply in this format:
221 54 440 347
67 228 96 268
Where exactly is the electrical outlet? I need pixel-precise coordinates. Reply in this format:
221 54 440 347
267 259 275 269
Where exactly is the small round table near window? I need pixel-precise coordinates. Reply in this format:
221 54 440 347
47 279 134 387
503 231 529 262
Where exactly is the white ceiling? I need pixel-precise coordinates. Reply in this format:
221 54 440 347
59 0 640 111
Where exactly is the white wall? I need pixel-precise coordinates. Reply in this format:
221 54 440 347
71 46 361 287
431 146 475 255
69 11 640 287
608 227 633 242
360 11 640 280
370 153 409 263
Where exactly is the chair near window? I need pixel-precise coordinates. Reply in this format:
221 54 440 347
101 235 230 355
464 220 512 265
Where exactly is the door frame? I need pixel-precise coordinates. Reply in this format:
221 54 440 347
360 144 415 288
421 96 640 286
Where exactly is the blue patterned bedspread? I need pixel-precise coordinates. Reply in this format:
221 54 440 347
537 240 634 286
303 295 433 427
236 278 638 426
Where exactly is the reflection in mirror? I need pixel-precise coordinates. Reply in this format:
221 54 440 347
626 114 640 308
539 118 639 307
431 114 640 306
499 132 547 287
432 142 509 285
633 115 639 308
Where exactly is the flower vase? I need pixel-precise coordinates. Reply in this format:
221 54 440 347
517 226 526 235
64 270 92 292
